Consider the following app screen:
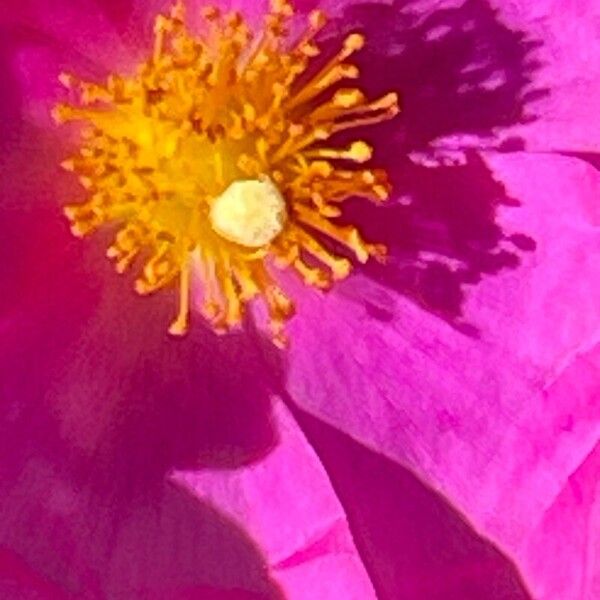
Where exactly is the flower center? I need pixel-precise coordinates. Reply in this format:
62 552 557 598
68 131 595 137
54 0 398 345
209 177 287 248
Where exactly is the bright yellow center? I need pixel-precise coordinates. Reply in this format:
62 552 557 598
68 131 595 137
55 0 398 346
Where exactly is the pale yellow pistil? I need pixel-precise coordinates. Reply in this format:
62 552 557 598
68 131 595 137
210 178 288 248
55 0 399 345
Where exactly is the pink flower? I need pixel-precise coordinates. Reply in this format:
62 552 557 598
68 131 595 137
1 0 598 599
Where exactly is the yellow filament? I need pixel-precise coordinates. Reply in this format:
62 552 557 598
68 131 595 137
169 260 191 335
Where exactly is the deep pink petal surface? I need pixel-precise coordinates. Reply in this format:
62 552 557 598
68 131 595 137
286 152 600 598
3 0 134 128
175 402 377 600
524 441 600 600
491 0 600 152
288 404 533 600
4 0 129 66
0 548 73 600
2 0 598 598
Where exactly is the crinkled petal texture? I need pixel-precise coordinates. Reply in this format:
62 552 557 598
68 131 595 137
310 0 600 154
489 0 600 152
289 0 599 596
1 0 599 599
174 403 377 600
287 152 600 599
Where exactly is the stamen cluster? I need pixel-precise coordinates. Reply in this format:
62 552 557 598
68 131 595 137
55 0 398 345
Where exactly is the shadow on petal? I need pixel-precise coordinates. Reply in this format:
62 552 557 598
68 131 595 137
334 0 546 148
0 229 283 489
558 150 600 173
0 466 284 598
343 151 536 333
287 401 533 600
0 135 286 598
0 121 283 480
311 0 545 330
0 222 285 596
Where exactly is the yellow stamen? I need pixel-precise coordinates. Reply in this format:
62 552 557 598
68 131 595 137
56 0 398 343
169 259 191 335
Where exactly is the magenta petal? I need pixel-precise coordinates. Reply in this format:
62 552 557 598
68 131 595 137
0 455 285 598
301 0 599 156
286 152 600 598
3 0 134 128
2 0 597 596
174 402 377 600
0 260 288 597
6 0 128 65
491 0 600 152
0 549 72 600
523 441 600 600
1 130 370 596
288 404 533 600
